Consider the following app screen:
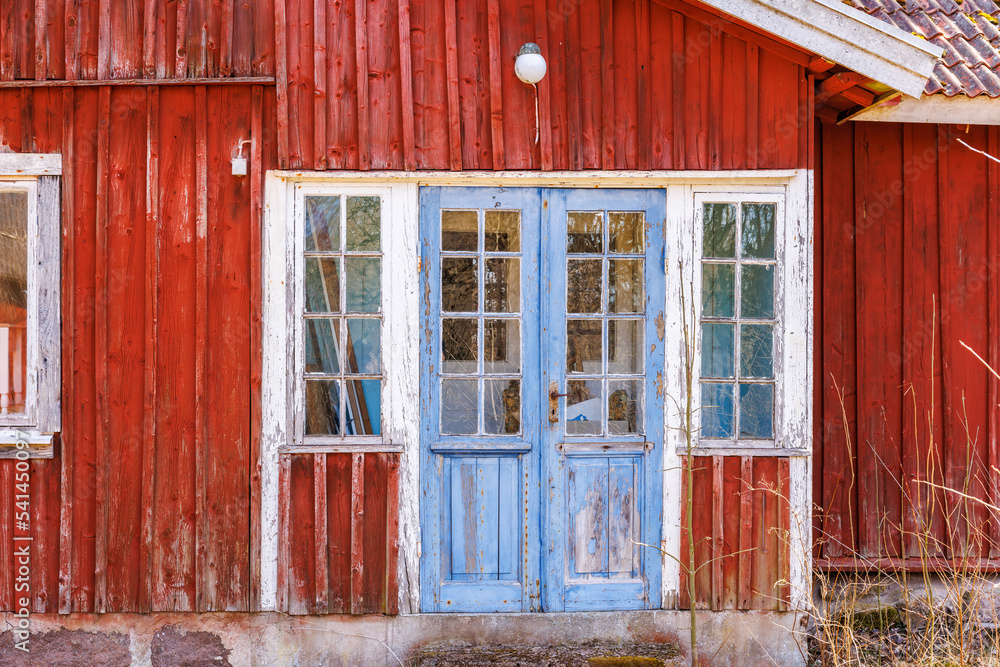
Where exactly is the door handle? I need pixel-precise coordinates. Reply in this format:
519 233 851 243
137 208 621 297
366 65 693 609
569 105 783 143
549 382 568 423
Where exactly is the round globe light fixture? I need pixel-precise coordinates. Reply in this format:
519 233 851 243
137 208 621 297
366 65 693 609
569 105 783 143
514 43 547 85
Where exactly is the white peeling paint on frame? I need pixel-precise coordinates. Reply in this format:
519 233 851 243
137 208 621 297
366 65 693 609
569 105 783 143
262 170 812 614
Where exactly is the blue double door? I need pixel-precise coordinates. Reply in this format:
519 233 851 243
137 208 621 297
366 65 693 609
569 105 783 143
420 187 664 612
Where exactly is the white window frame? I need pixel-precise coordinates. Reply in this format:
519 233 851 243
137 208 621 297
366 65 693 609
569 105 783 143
0 154 62 455
261 169 811 614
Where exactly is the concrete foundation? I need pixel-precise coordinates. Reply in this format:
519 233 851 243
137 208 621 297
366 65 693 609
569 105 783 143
0 610 808 666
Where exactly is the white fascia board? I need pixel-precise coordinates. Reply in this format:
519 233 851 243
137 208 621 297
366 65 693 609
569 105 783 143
693 0 942 98
851 94 1000 125
0 153 62 176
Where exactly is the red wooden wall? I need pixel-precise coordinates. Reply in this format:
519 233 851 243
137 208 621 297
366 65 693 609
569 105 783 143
275 0 813 171
815 121 1000 568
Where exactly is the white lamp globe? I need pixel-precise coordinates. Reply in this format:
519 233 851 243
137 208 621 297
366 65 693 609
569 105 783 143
515 43 546 85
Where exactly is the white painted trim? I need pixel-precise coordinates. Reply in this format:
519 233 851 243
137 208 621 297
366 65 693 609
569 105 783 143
0 153 62 176
694 0 941 99
0 429 54 445
850 94 1000 125
271 169 801 186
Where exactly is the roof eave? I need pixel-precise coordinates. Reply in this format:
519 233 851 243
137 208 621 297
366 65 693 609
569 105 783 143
850 94 999 124
692 0 942 98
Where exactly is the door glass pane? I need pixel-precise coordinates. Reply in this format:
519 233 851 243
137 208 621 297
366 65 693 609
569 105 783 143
345 319 381 374
484 319 520 374
703 203 736 258
485 379 520 435
346 196 381 251
701 382 734 439
566 379 601 435
305 318 341 374
608 379 642 434
345 379 381 435
567 259 602 313
305 257 340 313
739 383 773 439
305 196 340 252
442 318 478 373
741 203 775 259
740 324 773 379
485 258 520 313
442 379 478 434
442 210 478 251
701 264 734 317
608 259 643 314
607 319 642 374
305 379 341 435
442 257 479 312
485 210 520 252
701 323 734 379
345 257 381 312
567 319 602 374
567 211 603 253
609 212 644 254
741 264 774 319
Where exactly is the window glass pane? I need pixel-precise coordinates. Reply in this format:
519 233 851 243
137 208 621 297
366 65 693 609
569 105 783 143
484 319 520 374
741 264 774 319
305 379 341 435
346 196 381 251
484 210 520 252
442 379 478 434
701 382 733 439
567 211 603 254
567 319 602 374
0 192 27 417
701 323 734 379
608 259 644 314
345 379 381 435
739 383 773 439
703 203 736 258
485 379 520 435
740 324 773 379
608 319 642 374
304 195 340 252
742 203 775 259
701 264 734 317
566 379 602 435
567 259 602 314
442 210 478 252
608 379 642 434
442 318 478 374
344 257 381 312
609 212 644 254
305 257 340 313
304 318 341 374
345 319 381 374
485 258 520 313
442 257 478 312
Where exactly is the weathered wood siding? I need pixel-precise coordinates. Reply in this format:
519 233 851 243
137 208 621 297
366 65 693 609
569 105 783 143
815 121 1000 567
275 0 812 171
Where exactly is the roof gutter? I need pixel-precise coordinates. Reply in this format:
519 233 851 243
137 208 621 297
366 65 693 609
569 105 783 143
693 0 942 98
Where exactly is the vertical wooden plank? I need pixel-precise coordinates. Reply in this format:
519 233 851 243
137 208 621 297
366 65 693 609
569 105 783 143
249 84 264 611
314 453 329 613
737 456 752 609
93 86 111 613
0 0 12 81
277 454 291 611
98 0 111 78
220 0 235 75
139 85 159 612
327 0 359 169
350 452 365 613
720 456 741 610
155 0 167 77
367 0 403 169
175 0 190 77
33 0 46 79
599 0 613 169
797 66 808 169
313 0 327 169
362 453 389 613
397 0 416 170
562 0 583 169
143 0 157 76
486 0 504 171
354 0 371 170
708 27 721 170
647 2 670 169
750 457 779 610
990 124 1000 556
634 0 650 171
288 455 316 614
443 0 461 170
746 43 758 170
57 88 75 614
385 453 400 614
455 0 489 169
0 463 10 610
273 0 289 167
194 84 209 610
410 0 448 168
669 11 683 170
532 0 552 170
710 456 723 610
777 458 790 610
64 0 78 79
327 454 352 613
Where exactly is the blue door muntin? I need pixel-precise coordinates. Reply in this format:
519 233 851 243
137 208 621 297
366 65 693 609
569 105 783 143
420 186 664 613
